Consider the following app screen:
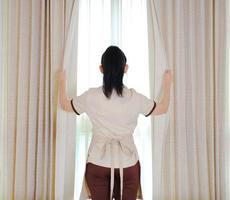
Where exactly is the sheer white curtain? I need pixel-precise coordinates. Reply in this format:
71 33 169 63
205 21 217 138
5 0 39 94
74 0 153 199
73 0 111 199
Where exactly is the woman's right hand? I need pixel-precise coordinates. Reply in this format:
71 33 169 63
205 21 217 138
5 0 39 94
151 69 173 115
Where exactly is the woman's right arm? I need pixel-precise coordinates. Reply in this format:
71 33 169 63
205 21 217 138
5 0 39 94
152 69 173 115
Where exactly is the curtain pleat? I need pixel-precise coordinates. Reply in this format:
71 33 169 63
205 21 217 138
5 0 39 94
0 0 8 199
214 1 229 199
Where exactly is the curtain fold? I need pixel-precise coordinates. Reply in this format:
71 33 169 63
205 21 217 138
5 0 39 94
0 0 8 199
214 1 229 199
147 0 229 199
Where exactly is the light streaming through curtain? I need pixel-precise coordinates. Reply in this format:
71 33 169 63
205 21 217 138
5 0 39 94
74 0 153 199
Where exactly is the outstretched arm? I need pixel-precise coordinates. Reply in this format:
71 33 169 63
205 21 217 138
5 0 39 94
57 69 73 112
152 69 173 115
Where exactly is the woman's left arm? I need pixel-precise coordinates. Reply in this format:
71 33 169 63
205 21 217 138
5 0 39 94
57 70 73 112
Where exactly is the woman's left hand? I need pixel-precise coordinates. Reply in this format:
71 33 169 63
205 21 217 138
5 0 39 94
57 69 66 81
163 69 173 86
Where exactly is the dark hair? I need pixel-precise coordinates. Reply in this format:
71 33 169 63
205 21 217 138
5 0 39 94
101 46 127 99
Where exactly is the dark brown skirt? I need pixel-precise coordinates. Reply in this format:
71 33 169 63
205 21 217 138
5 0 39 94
85 160 141 200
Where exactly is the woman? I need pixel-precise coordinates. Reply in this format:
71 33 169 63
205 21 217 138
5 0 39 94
58 46 173 200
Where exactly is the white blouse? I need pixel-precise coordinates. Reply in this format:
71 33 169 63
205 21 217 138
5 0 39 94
70 85 156 200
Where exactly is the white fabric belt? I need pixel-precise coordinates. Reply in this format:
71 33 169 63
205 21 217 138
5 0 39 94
92 134 137 200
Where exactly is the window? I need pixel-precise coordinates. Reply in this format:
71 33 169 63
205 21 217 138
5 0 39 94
74 0 153 199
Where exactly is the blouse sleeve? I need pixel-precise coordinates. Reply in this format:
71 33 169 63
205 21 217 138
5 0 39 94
70 89 90 115
133 89 156 117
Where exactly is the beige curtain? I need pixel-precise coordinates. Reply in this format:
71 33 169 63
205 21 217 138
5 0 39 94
0 0 78 199
0 0 7 197
147 0 229 199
